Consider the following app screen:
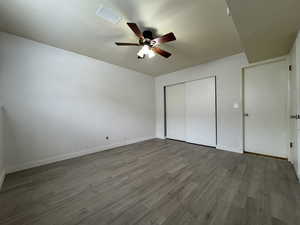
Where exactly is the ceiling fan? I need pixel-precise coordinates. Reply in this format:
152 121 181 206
115 23 176 59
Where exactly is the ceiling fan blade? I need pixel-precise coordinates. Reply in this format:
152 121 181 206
152 47 172 58
115 42 140 46
153 32 176 44
127 23 143 39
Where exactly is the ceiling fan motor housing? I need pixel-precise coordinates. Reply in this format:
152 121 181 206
143 30 153 40
141 30 157 47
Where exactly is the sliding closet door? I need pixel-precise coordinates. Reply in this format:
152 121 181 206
186 77 216 146
166 83 186 141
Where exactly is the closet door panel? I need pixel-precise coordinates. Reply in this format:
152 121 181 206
185 78 216 146
166 83 186 141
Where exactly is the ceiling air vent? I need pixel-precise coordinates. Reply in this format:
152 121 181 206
96 5 122 24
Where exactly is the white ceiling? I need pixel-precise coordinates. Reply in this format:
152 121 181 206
226 0 300 62
2 0 299 76
0 0 243 76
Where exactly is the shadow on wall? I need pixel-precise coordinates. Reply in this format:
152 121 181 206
0 106 3 175
1 106 18 172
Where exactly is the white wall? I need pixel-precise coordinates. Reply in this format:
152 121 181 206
0 32 155 173
155 53 248 153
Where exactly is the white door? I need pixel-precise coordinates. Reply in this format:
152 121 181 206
166 83 186 141
244 60 288 158
185 77 216 146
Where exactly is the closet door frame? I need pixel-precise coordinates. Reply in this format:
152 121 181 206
164 76 217 147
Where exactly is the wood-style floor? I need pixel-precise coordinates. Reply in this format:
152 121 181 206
0 139 299 225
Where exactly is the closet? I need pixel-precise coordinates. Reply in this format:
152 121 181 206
165 77 216 147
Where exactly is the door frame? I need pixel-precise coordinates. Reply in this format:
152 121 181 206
287 51 299 164
163 76 217 147
241 56 290 158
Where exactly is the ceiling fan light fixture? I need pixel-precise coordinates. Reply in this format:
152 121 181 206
137 50 144 58
148 50 155 58
137 45 155 59
142 45 150 54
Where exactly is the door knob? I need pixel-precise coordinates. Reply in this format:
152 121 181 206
244 113 249 117
290 115 300 119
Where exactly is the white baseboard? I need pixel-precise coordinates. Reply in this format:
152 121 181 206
0 169 5 190
155 135 166 139
156 136 166 140
155 138 243 154
216 145 243 154
6 136 155 174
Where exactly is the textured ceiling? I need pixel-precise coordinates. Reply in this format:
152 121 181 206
0 0 243 76
226 0 300 63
